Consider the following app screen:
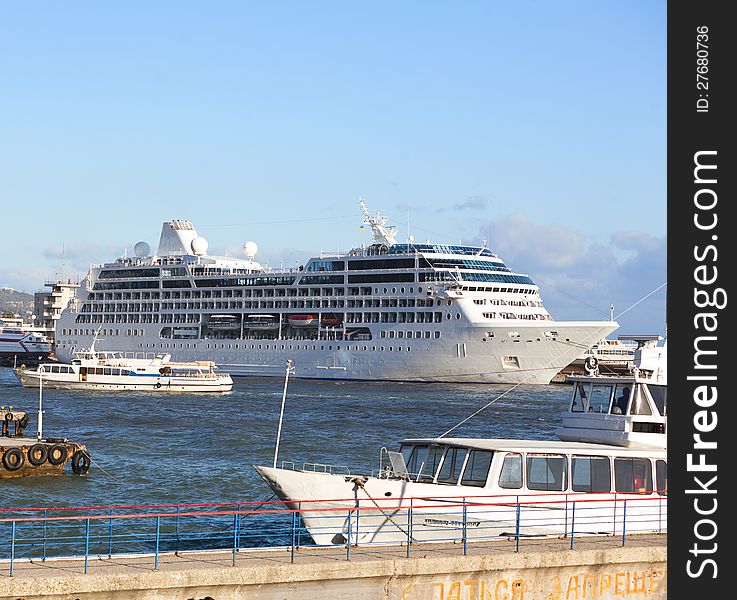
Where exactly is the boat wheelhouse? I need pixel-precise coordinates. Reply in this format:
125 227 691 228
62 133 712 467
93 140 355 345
53 202 618 383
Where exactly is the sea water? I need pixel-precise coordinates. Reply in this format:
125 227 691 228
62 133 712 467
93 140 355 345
0 367 570 509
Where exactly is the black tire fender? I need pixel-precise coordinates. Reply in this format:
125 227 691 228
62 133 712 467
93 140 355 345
154 381 162 389
71 449 91 475
2 448 25 471
28 443 49 466
47 443 68 466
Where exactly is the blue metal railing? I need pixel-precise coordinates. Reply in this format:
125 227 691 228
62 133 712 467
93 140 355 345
1 492 666 576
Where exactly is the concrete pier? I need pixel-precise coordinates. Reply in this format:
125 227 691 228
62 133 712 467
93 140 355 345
1 534 666 600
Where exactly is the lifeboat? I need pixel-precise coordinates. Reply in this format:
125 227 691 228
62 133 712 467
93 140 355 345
242 315 280 331
288 314 317 327
320 314 343 328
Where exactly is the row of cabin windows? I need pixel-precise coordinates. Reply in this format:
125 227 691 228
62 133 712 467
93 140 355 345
498 453 666 495
86 284 537 301
400 445 667 495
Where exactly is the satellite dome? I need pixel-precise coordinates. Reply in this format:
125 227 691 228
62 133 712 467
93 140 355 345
243 241 258 259
134 241 150 257
191 236 209 256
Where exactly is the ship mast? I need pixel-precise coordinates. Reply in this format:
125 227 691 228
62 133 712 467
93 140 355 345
359 198 398 246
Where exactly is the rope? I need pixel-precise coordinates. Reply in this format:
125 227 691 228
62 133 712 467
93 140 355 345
86 452 120 480
352 478 414 541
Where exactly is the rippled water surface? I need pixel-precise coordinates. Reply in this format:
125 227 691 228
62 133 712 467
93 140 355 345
0 367 571 509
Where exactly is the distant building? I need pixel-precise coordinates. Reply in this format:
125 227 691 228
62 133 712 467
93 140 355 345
33 280 80 345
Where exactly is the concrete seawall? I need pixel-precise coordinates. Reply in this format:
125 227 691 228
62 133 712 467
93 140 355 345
1 534 666 600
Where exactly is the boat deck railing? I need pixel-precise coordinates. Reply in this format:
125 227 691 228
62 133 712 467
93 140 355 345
0 492 666 576
279 461 352 475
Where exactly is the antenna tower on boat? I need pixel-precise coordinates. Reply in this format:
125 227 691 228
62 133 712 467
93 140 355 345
359 198 398 246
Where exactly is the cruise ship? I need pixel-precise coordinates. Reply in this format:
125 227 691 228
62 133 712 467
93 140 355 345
54 202 618 384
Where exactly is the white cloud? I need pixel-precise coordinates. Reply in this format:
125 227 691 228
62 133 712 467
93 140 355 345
476 214 667 336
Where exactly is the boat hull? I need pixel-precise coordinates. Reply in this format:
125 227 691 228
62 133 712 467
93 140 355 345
254 466 666 546
14 371 233 392
55 321 617 384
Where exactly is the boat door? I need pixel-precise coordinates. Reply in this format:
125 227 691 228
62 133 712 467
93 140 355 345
80 367 88 382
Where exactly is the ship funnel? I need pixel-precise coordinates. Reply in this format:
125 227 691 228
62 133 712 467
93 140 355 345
156 220 199 256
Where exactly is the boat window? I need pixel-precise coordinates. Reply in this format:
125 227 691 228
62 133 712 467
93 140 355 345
498 453 523 489
611 384 631 415
614 458 652 493
402 445 429 479
649 386 667 416
656 460 667 496
571 456 611 492
103 368 112 376
589 384 613 413
570 383 588 412
436 447 468 485
417 445 445 482
629 386 653 415
460 450 493 487
526 454 567 491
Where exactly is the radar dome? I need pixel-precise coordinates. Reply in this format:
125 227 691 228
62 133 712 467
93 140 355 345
243 241 258 259
134 241 150 257
191 236 209 256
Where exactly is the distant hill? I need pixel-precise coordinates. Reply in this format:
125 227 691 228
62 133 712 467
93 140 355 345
0 287 34 319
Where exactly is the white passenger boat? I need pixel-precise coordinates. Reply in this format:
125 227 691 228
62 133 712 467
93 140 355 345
0 327 52 366
14 342 233 392
254 340 667 546
52 201 617 384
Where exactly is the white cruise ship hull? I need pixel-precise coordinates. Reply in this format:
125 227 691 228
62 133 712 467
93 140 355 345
55 321 616 384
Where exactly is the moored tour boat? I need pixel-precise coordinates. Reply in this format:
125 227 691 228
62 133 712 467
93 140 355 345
254 340 667 546
14 342 233 392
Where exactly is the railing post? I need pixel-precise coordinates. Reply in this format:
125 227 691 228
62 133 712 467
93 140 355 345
10 521 16 577
462 498 468 556
154 516 160 570
355 498 360 546
235 503 241 549
570 502 576 550
108 508 113 558
42 509 48 562
406 498 413 558
175 505 180 555
232 512 239 566
622 500 627 546
84 518 90 574
346 511 352 561
515 497 520 553
291 510 297 564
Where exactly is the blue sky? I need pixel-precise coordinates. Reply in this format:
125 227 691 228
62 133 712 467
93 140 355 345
1 1 666 335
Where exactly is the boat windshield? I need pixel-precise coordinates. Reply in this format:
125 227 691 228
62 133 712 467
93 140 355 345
399 443 494 487
649 386 667 416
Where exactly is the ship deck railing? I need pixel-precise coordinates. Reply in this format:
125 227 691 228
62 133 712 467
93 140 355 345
0 491 666 576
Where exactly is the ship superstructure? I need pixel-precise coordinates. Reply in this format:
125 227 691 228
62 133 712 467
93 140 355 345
54 203 618 383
